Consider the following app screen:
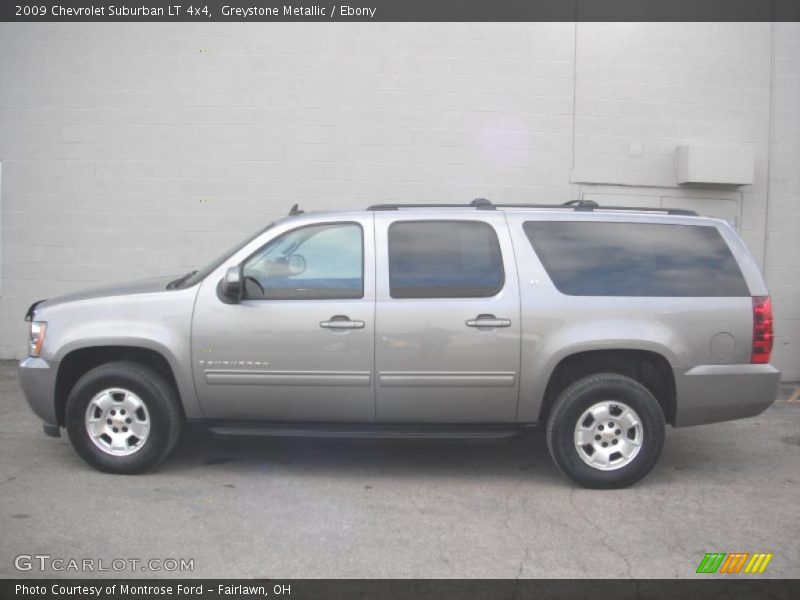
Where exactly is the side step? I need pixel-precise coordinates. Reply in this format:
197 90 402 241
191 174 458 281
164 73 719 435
200 422 531 440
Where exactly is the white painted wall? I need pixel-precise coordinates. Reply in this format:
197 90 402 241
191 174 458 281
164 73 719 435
572 23 772 263
766 23 800 380
0 23 797 379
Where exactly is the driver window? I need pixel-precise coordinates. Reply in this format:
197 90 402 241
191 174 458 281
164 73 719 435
242 223 363 300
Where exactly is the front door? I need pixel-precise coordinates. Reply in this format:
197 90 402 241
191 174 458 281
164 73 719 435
373 211 521 422
191 214 375 422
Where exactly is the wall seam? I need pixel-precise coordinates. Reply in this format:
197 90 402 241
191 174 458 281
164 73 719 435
762 21 776 274
569 19 578 197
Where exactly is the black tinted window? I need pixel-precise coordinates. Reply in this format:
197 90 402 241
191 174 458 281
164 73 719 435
389 221 504 298
523 221 748 297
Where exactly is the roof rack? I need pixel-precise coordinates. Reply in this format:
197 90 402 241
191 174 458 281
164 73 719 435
366 198 697 216
368 198 497 211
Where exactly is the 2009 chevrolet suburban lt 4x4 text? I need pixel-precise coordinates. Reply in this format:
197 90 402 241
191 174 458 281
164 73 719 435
18 199 780 488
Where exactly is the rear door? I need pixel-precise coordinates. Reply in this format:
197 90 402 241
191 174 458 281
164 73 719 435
373 210 521 422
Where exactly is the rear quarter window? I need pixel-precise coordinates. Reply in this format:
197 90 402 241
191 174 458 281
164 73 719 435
523 221 749 297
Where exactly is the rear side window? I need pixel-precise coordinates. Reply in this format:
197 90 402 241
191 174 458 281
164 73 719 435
523 221 749 297
389 221 504 298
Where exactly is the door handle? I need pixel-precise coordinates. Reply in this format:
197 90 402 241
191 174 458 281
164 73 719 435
320 316 365 330
466 314 512 328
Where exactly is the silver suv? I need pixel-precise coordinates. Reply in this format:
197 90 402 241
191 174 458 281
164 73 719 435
18 200 780 488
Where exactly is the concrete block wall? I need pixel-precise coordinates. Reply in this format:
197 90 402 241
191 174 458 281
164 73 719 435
572 23 773 264
766 23 800 380
0 23 577 358
0 22 797 379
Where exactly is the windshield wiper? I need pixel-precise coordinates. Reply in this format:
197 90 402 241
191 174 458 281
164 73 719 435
167 270 198 290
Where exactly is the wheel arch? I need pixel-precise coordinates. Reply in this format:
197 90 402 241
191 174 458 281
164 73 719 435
538 349 677 426
55 345 183 427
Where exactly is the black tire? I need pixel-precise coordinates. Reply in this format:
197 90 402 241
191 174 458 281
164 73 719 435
65 361 182 474
546 373 665 489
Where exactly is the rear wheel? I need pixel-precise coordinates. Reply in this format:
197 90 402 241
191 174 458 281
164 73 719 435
65 361 181 474
546 373 665 489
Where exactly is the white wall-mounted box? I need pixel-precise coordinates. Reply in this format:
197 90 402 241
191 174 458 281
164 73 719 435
676 145 755 185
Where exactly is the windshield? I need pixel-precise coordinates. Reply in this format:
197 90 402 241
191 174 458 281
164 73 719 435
171 223 275 289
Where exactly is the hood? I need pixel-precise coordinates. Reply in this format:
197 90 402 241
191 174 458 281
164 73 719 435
36 275 181 311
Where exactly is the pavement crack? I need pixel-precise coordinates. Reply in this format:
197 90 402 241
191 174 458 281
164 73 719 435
569 488 635 578
515 544 533 579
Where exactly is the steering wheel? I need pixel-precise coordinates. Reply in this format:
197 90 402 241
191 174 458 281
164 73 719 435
243 275 265 297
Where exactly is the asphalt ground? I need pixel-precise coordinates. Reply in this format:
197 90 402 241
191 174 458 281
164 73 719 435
0 360 798 579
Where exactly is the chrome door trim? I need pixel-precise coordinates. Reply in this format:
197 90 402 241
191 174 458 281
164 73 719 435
378 372 516 387
204 370 372 386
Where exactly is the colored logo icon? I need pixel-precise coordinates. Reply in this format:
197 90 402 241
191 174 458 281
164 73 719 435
696 552 773 574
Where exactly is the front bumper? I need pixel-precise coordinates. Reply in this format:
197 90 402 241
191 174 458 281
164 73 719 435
18 356 60 433
674 363 781 427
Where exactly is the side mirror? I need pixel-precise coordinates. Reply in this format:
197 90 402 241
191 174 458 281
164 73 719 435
219 266 242 303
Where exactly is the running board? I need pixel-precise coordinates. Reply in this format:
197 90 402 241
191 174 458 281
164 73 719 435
201 422 530 440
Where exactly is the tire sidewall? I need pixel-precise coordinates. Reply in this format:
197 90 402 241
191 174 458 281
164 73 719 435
65 364 174 474
548 374 665 489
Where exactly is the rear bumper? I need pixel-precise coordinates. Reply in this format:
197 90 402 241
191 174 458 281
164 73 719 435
18 357 60 430
674 363 781 427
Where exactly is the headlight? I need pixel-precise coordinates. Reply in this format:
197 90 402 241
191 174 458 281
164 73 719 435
29 321 47 357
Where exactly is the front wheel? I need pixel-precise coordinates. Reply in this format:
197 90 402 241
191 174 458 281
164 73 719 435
65 361 182 474
546 373 665 489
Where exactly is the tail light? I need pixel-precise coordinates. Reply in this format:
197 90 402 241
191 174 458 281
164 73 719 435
751 296 773 364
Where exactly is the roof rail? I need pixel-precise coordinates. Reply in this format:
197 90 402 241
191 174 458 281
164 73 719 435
368 198 496 211
366 199 698 216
